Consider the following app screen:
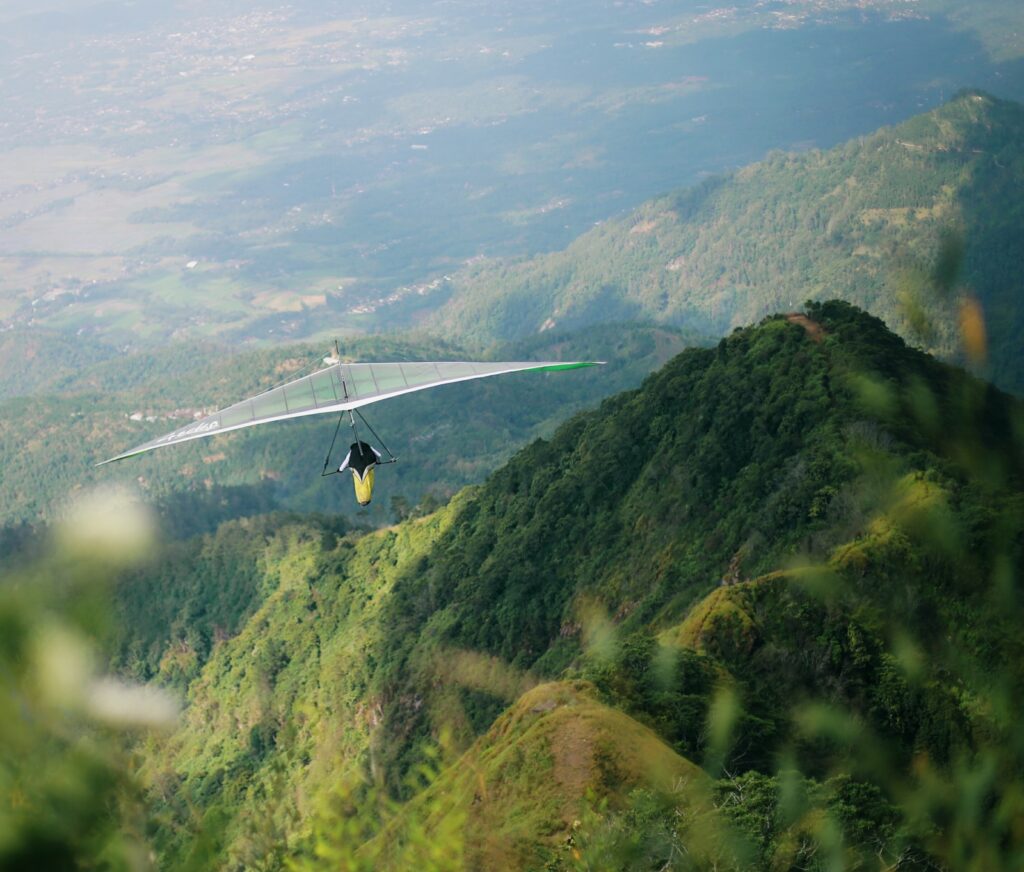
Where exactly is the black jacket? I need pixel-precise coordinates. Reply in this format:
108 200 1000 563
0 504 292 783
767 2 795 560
339 441 382 476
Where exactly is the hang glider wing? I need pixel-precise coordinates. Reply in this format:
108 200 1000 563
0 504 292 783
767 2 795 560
97 360 601 465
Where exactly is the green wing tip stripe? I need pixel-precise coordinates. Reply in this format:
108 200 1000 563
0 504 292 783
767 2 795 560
533 361 605 371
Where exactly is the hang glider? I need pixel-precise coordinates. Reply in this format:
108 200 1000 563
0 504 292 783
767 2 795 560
98 359 601 466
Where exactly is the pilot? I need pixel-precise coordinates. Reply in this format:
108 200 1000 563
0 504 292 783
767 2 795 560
339 441 383 506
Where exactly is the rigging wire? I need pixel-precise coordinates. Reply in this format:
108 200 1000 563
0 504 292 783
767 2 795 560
321 411 346 477
353 408 397 463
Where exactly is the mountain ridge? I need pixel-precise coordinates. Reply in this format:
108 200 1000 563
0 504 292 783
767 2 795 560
433 90 1024 394
128 301 1024 868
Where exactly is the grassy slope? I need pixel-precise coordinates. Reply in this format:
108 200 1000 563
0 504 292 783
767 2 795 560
375 681 708 871
136 302 1024 869
141 498 469 868
434 92 1024 393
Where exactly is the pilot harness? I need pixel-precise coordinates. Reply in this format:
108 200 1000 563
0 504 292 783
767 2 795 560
320 346 398 478
320 406 397 477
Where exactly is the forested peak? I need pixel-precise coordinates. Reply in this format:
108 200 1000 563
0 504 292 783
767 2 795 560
44 302 1021 870
881 88 1024 151
647 300 893 394
746 302 1013 453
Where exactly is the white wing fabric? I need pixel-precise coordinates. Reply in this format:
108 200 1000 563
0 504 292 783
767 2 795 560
98 360 600 465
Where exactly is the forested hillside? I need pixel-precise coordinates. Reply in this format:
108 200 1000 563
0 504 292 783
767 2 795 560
436 91 1024 394
96 302 1023 870
0 324 695 529
0 328 124 401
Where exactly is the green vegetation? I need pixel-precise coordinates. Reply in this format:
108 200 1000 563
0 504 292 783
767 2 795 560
436 92 1024 394
109 512 351 690
0 328 120 401
0 490 176 869
3 301 1023 869
124 303 1024 867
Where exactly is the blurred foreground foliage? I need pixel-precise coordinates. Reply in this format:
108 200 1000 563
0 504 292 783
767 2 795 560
0 489 176 870
2 298 1023 870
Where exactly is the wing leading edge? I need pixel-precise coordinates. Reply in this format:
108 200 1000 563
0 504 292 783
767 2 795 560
97 360 601 466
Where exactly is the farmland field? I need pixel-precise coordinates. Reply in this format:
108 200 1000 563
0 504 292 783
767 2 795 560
0 0 1021 346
